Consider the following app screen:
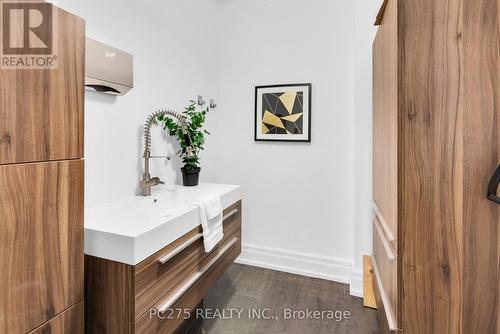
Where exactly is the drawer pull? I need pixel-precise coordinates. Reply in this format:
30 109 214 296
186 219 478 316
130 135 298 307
374 218 396 261
487 164 500 204
371 257 397 331
372 201 396 242
157 237 239 314
223 208 238 221
158 233 203 264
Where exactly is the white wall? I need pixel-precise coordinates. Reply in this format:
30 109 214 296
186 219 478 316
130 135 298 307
211 0 358 284
52 0 221 208
350 0 381 296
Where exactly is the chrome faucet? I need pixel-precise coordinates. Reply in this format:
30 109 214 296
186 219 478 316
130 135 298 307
140 109 194 196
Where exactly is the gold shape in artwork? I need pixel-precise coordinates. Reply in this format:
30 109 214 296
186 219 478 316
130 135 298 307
263 110 285 129
262 123 270 134
279 91 297 114
281 113 303 123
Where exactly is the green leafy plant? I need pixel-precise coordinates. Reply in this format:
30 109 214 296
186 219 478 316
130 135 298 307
157 101 211 170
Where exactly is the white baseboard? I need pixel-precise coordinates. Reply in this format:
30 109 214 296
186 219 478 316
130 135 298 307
349 268 364 297
235 243 365 297
235 243 354 286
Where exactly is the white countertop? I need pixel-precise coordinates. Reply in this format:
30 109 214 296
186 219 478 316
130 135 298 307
84 183 241 265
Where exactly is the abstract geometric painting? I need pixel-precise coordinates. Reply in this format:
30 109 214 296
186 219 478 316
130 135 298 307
255 84 311 142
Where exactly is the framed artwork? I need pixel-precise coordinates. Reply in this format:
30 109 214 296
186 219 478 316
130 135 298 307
254 83 312 142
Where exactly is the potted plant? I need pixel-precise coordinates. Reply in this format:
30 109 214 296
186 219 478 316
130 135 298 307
157 100 211 187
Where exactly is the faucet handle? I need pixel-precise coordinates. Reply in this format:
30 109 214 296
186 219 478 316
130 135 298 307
150 177 164 186
150 155 171 161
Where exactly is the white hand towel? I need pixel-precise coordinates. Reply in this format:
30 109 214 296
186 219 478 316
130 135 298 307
192 196 223 252
204 197 222 220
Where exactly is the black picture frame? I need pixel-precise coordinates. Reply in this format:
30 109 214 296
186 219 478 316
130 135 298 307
254 83 312 142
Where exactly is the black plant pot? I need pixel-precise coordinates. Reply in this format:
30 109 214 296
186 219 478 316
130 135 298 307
181 167 201 187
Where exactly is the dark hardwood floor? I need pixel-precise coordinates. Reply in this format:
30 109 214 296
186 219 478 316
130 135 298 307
196 264 379 334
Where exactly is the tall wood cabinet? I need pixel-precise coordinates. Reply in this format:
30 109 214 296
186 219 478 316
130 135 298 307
372 0 499 333
0 4 85 333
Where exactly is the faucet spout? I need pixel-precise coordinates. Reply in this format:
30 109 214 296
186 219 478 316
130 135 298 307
140 109 191 196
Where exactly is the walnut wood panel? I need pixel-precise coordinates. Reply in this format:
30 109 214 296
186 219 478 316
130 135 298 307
0 160 84 334
84 256 134 334
372 0 398 242
28 301 84 334
134 230 242 334
372 217 397 327
134 213 241 320
0 4 84 165
398 0 499 332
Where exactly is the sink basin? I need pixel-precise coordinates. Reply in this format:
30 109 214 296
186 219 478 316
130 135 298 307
84 183 241 265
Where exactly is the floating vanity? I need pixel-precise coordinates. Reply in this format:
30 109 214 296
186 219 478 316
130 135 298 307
84 183 242 334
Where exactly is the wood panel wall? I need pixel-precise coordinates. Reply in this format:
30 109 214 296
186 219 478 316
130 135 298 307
398 0 500 332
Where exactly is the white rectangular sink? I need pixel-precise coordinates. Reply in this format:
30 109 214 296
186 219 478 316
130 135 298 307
84 183 241 265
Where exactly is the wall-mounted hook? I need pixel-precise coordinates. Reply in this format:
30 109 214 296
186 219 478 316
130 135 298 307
210 99 217 109
197 95 206 106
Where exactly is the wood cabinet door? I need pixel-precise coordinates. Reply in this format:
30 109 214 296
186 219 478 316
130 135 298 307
0 5 85 164
28 301 84 334
399 0 499 332
0 160 84 334
372 0 398 243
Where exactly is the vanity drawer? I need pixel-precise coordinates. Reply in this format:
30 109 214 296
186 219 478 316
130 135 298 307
134 202 242 320
222 200 242 236
220 200 241 243
372 216 398 331
134 227 205 320
134 229 241 334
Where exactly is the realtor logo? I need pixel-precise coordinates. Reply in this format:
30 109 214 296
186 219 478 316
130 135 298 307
1 0 58 69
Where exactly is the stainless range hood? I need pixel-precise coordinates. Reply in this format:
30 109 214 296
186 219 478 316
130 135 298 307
85 37 133 96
